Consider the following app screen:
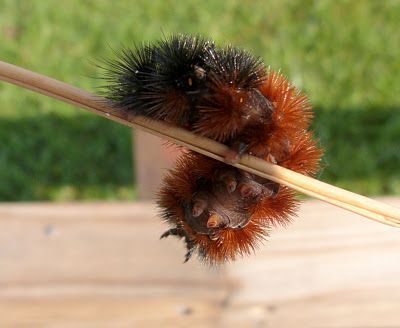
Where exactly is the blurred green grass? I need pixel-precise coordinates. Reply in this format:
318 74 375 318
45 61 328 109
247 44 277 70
0 0 399 200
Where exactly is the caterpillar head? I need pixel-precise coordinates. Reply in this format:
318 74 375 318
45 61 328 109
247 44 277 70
158 155 288 264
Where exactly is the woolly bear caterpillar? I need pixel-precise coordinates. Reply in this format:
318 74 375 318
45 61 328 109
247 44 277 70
101 34 322 264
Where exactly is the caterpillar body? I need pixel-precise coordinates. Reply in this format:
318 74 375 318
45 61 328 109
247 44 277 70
102 34 322 264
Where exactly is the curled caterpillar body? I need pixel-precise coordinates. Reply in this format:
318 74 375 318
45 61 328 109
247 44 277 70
158 72 322 263
158 152 298 263
101 34 322 264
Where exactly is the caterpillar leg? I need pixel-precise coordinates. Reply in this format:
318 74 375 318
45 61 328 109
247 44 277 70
160 227 186 239
183 238 197 262
160 226 197 262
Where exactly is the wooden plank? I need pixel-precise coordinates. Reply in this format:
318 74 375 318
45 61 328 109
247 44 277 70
223 198 400 327
0 294 226 327
0 199 399 327
0 203 226 284
0 202 230 327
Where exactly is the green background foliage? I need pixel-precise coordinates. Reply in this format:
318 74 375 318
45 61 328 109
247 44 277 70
0 0 399 200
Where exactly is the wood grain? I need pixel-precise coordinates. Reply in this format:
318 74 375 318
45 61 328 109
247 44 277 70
0 199 399 327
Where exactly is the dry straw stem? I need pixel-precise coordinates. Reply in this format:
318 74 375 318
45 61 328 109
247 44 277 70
0 60 399 228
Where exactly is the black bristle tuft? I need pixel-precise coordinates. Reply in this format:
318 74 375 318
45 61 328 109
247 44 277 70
100 34 215 125
205 46 267 89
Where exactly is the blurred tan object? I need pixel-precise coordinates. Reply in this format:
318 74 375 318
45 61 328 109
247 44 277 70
133 131 180 200
0 199 399 327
